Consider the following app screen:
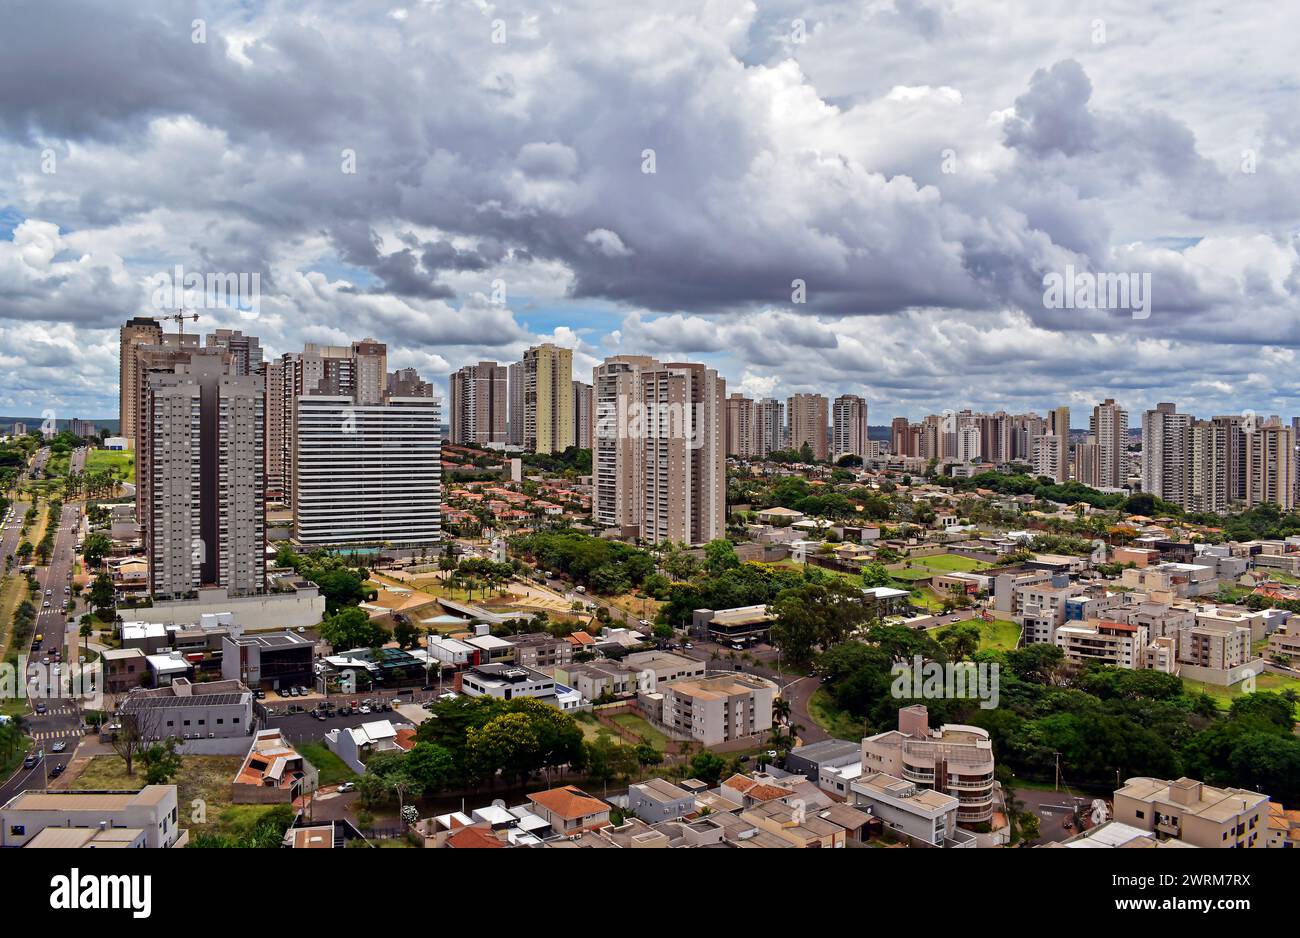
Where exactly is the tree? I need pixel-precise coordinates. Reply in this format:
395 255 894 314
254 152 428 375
81 531 112 567
861 562 893 588
109 711 151 776
405 742 457 794
940 623 981 662
689 751 727 785
704 539 740 577
140 738 182 785
318 606 387 651
88 572 115 615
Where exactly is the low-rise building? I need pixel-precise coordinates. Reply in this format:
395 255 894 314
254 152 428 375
458 663 582 710
232 728 317 804
0 785 182 848
119 677 253 740
849 773 974 848
658 673 777 747
221 630 315 691
1113 776 1268 848
526 785 611 836
861 705 996 825
628 778 696 823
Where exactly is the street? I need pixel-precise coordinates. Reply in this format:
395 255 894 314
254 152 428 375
0 447 89 803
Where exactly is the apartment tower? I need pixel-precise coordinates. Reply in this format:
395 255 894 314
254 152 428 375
787 393 829 461
832 395 870 461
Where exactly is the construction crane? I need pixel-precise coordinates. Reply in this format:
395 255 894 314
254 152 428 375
157 310 200 338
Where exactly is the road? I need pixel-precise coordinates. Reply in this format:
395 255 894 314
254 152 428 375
0 448 87 803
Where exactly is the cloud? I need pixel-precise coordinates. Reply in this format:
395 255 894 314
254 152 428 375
0 0 1293 422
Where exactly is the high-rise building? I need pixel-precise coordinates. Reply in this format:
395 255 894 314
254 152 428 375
119 316 163 448
639 362 725 545
204 329 263 376
507 361 525 447
449 361 508 446
268 341 389 508
573 380 594 450
890 417 911 456
594 355 660 534
1141 403 1192 506
143 350 264 600
1089 399 1129 489
1212 415 1248 504
522 344 574 454
1188 419 1229 514
1246 419 1295 509
956 424 982 463
757 399 786 455
1031 433 1064 481
787 393 829 461
832 395 869 461
1074 440 1100 486
293 385 441 548
726 393 760 458
387 368 434 398
132 337 200 524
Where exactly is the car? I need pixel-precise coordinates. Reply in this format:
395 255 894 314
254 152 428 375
289 687 300 697
35 702 47 714
337 782 356 793
51 741 66 753
42 600 50 608
49 763 65 778
639 619 650 626
314 711 327 721
338 706 352 716
44 589 51 596
683 642 693 649
358 705 371 714
23 753 41 769
40 657 49 666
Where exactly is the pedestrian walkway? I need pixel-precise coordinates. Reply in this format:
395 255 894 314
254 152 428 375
30 727 84 741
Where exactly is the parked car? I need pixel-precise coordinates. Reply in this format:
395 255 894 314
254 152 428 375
35 702 47 714
337 782 356 793
49 763 65 778
358 705 372 714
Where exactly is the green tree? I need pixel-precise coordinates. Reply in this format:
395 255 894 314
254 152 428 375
140 738 182 785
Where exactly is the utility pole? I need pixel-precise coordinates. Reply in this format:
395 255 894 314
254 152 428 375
1054 751 1061 793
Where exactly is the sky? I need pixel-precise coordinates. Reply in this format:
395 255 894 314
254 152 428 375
0 0 1297 423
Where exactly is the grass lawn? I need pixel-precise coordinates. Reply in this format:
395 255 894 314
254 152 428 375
1182 673 1300 719
808 686 865 741
1 735 32 780
297 741 359 787
71 754 283 840
0 573 30 663
911 554 991 573
85 449 135 483
609 713 670 750
887 567 932 582
934 617 1022 652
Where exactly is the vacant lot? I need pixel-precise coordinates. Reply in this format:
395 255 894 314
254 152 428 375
934 617 1021 652
70 754 285 840
298 741 358 787
609 712 670 750
1182 673 1300 719
85 448 135 482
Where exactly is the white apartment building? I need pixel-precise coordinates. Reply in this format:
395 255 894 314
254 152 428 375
1054 619 1146 669
1090 398 1129 489
294 395 441 547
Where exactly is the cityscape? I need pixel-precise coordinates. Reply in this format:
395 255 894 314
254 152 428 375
0 0 1290 912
